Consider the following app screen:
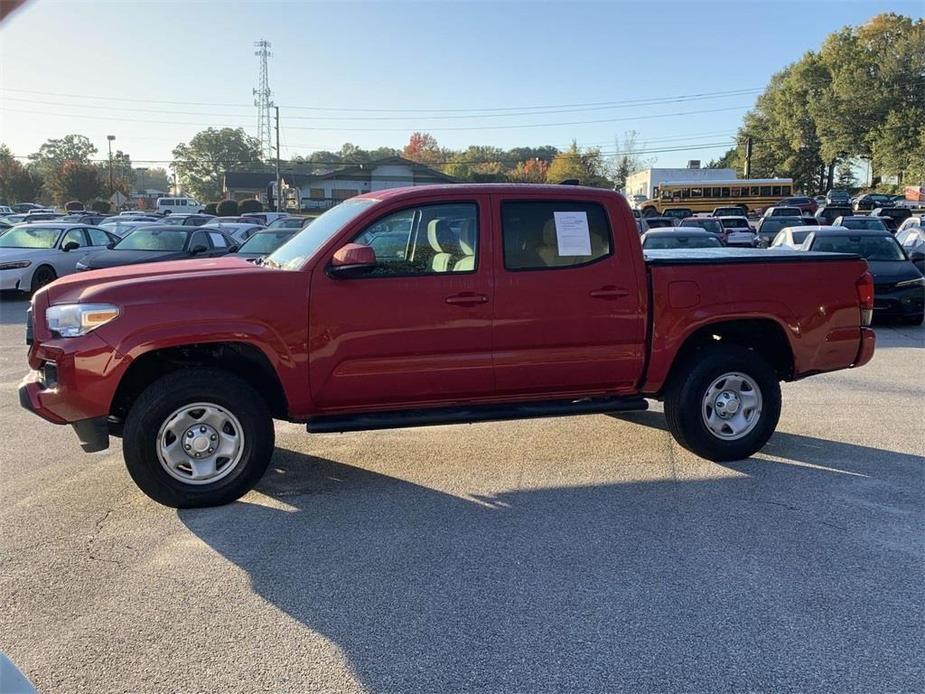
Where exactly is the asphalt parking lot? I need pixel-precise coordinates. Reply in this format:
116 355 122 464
0 293 922 693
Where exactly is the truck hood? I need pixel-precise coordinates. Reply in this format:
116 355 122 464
77 249 191 270
42 256 264 305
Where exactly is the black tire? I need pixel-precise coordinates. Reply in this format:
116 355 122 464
30 265 57 293
664 345 781 462
122 368 275 508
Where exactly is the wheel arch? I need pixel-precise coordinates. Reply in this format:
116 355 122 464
109 341 289 428
658 317 795 396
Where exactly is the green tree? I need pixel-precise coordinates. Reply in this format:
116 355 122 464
546 141 589 184
48 160 102 204
28 134 97 175
136 167 170 192
172 128 263 201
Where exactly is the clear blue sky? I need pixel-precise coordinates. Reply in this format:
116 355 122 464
0 0 920 170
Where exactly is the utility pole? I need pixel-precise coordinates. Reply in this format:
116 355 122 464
253 40 274 161
743 136 752 179
106 135 116 195
136 167 147 209
275 106 282 212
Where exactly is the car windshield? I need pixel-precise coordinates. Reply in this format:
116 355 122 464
682 219 721 233
159 216 187 225
644 235 721 249
761 218 801 233
841 218 887 231
792 230 812 243
719 218 749 229
239 231 296 254
812 235 905 261
114 229 188 251
268 218 305 229
0 226 61 249
266 199 377 270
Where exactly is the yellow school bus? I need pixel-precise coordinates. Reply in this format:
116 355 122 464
640 178 795 216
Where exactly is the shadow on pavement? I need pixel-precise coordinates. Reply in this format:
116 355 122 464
179 425 923 692
0 293 29 326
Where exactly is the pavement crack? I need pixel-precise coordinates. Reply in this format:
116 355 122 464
727 496 848 530
85 507 122 565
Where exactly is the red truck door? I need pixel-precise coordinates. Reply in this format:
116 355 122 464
491 196 645 396
308 196 494 410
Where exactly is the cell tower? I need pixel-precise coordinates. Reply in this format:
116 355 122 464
253 40 274 160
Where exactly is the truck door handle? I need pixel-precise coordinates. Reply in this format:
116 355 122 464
445 293 489 306
589 286 629 299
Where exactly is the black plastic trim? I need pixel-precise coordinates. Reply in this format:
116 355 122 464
72 417 110 453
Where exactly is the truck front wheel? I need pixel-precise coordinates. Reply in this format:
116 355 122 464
664 345 781 462
122 369 275 507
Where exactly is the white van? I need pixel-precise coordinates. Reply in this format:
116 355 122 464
156 197 204 214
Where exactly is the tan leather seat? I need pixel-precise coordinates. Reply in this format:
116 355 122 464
453 219 477 271
537 219 560 266
427 219 459 272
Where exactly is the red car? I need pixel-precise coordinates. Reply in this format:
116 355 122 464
20 184 876 507
776 196 818 215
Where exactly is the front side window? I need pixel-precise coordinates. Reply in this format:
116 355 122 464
351 202 478 276
61 229 88 248
502 201 612 271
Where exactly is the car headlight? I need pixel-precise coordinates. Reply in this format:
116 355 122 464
896 277 925 288
0 260 31 270
46 303 120 337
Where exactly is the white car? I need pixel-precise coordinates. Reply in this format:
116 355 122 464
770 225 834 250
0 223 120 293
897 216 924 233
716 216 760 247
0 205 13 216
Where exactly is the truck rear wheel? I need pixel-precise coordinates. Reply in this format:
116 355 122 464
664 345 781 462
122 369 274 508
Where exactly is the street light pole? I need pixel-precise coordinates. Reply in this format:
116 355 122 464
136 167 147 210
106 135 116 196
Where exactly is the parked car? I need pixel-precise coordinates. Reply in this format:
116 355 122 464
0 223 119 293
870 206 912 232
711 206 747 217
98 220 160 238
814 205 854 225
762 206 803 218
801 228 923 324
114 213 161 222
716 216 761 247
201 222 265 245
679 217 725 241
156 196 204 214
897 216 924 233
239 212 291 226
234 229 299 260
825 190 851 206
895 226 925 272
755 216 804 246
776 196 817 214
832 216 890 232
60 212 110 225
641 228 723 249
267 216 311 229
0 217 13 231
813 195 827 206
0 205 13 216
641 216 676 229
660 207 693 222
75 226 236 272
19 184 878 507
11 202 43 213
853 193 895 212
19 212 63 223
159 213 216 227
770 225 829 250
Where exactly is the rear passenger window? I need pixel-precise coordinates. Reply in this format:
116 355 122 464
502 201 612 271
351 202 478 276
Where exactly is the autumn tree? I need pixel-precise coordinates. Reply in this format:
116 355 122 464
48 160 102 204
402 132 442 166
509 158 550 183
172 128 263 201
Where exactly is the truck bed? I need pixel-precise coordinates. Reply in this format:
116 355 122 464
644 248 862 265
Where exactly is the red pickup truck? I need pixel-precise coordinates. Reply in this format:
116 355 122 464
19 184 876 507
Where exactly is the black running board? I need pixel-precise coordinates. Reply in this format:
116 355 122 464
307 396 648 434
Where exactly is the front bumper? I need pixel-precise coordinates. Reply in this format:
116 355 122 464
0 268 28 291
873 284 925 318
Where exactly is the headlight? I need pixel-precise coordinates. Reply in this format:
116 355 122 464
896 277 925 288
46 303 120 337
0 260 31 270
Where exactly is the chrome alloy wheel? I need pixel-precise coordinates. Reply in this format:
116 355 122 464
701 372 763 441
156 402 245 485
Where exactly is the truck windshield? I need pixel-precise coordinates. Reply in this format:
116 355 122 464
0 226 61 249
266 199 376 270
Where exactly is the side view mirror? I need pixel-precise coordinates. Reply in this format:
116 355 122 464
228 244 240 253
189 244 208 255
327 243 376 278
106 242 116 250
62 241 80 252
